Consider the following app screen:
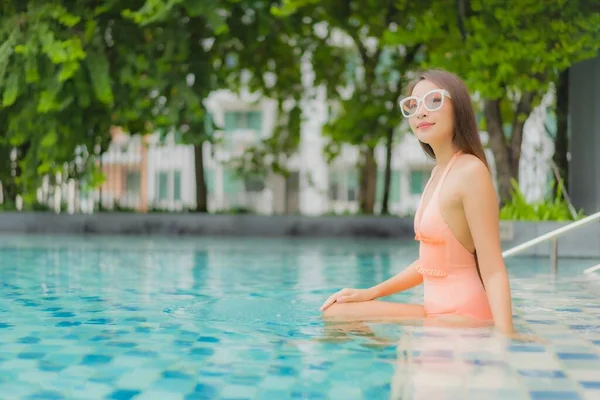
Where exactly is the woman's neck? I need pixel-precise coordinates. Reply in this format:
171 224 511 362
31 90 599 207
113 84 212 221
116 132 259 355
431 141 459 168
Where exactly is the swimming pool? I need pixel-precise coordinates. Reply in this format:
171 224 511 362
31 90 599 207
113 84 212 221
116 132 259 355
1 234 599 400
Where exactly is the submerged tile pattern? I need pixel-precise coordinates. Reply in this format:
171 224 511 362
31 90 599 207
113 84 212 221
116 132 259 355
0 235 599 399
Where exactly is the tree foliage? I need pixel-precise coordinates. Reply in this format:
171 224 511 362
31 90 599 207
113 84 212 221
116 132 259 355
273 0 426 213
385 0 600 203
0 0 182 204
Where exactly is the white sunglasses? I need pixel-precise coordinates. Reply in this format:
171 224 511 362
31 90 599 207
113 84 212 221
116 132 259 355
398 89 451 118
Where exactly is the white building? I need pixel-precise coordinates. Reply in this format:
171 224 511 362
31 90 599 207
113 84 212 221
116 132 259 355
89 83 554 217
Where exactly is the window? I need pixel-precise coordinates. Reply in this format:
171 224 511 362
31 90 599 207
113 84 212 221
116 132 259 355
224 111 262 131
174 170 182 201
155 170 183 202
328 169 359 202
125 170 141 197
244 176 265 192
157 172 169 201
410 170 427 195
328 171 342 201
347 170 358 202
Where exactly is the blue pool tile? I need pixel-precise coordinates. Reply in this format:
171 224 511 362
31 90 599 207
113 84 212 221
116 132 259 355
197 336 219 343
245 349 271 361
0 322 14 329
569 325 600 331
18 336 41 344
526 320 558 325
257 391 294 400
27 390 64 400
228 375 262 385
126 316 146 322
580 381 600 389
269 365 298 376
107 341 137 348
200 369 226 377
43 307 62 312
529 391 582 400
135 327 151 333
81 354 113 365
508 344 545 352
593 340 600 346
125 349 157 358
556 353 599 360
81 296 104 302
38 360 66 372
106 389 141 400
120 306 141 312
163 370 194 380
85 318 113 325
363 384 390 398
465 359 507 367
18 352 46 360
291 391 326 400
173 340 194 347
556 308 582 312
308 361 334 370
52 311 76 318
90 335 111 342
190 347 215 357
56 321 81 327
188 383 219 399
518 370 567 379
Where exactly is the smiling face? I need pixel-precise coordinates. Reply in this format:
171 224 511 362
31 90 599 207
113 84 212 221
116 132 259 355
407 79 455 147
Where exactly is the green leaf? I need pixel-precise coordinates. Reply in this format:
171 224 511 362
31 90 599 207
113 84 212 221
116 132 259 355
2 70 20 107
58 60 80 81
41 130 58 148
85 50 114 105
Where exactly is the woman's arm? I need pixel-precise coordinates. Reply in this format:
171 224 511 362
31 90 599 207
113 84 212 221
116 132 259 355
320 260 423 311
461 160 514 335
369 259 424 299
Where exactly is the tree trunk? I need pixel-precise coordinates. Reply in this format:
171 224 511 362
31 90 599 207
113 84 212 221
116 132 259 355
553 68 569 195
359 145 377 214
484 99 512 204
484 93 534 205
381 127 394 215
194 142 208 213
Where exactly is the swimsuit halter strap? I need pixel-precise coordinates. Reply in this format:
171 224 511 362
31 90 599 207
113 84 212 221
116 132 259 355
433 151 462 196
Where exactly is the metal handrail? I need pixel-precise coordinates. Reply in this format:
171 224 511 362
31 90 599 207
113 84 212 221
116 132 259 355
501 210 600 273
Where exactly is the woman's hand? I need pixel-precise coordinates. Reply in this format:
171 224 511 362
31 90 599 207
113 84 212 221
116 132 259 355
320 288 376 312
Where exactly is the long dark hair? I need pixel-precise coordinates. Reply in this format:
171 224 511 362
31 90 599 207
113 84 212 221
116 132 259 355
407 69 488 287
406 69 489 170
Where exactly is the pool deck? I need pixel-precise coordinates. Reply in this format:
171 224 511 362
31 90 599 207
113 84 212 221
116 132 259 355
0 212 598 259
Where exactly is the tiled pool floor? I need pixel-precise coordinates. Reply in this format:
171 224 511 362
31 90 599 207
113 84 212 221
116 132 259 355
0 235 599 399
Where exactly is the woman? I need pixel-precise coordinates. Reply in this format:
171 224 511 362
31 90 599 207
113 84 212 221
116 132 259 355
320 69 514 336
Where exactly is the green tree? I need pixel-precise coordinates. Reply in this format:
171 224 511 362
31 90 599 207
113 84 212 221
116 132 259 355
398 0 600 204
0 1 178 206
274 0 424 214
122 0 311 212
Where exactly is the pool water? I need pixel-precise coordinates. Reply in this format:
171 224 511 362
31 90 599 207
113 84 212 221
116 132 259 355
1 234 600 400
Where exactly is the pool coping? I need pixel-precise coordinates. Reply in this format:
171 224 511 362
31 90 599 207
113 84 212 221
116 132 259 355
0 212 598 258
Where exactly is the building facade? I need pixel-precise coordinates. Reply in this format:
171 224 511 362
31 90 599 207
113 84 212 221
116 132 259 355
91 82 554 217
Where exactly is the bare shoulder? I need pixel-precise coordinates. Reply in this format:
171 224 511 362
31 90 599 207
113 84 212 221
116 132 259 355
454 154 494 195
456 154 489 176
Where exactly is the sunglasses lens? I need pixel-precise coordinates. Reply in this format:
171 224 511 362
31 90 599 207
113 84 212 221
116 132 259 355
424 91 443 111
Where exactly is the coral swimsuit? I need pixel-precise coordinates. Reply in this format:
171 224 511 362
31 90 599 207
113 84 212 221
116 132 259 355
414 151 493 321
